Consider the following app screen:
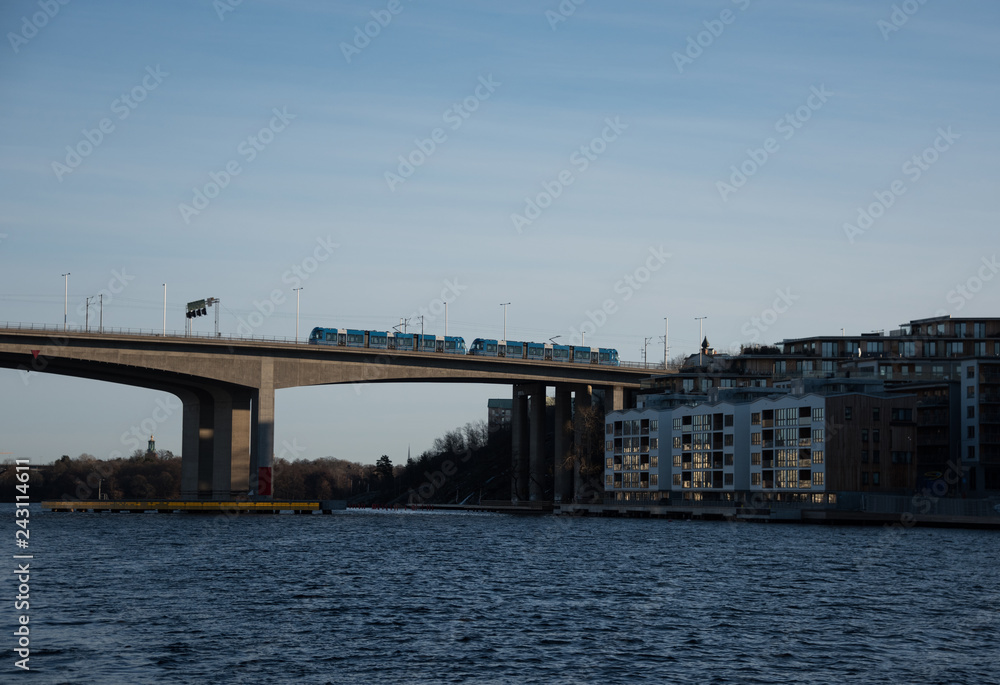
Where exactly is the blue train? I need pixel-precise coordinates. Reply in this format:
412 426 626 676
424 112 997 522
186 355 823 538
468 338 619 366
309 327 467 354
307 326 620 366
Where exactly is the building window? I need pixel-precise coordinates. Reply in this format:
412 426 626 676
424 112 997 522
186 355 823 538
956 322 967 338
725 414 734 427
673 418 682 430
606 423 614 435
967 386 975 399
751 432 762 445
725 453 734 466
892 408 913 421
673 455 682 467
872 472 880 486
968 445 976 460
974 322 986 338
967 366 975 379
650 438 658 450
812 428 824 444
873 407 880 422
724 473 733 486
672 474 682 486
751 412 761 425
812 472 824 486
751 473 761 486
845 407 853 421
975 342 986 356
862 472 868 485
605 474 613 487
968 406 975 419
650 474 658 487
862 429 869 442
724 434 734 447
651 455 658 468
812 407 824 422
968 426 975 439
751 452 761 465
873 429 880 443
873 450 880 464
812 450 823 464
861 450 868 463
650 420 658 431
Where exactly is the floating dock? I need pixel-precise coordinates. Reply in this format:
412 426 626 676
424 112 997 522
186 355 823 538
41 500 346 514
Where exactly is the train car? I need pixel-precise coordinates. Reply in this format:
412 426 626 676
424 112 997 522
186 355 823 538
309 327 341 345
598 348 619 365
443 336 467 354
309 327 465 355
551 344 572 363
389 332 415 351
469 338 499 356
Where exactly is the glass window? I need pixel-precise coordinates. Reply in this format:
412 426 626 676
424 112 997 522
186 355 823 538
812 407 824 422
725 414 734 427
873 429 880 443
751 413 761 425
751 452 761 465
845 407 852 421
751 432 762 445
751 473 761 486
872 472 880 486
812 428 824 444
968 406 975 419
873 407 880 422
672 455 682 467
672 474 682 486
967 366 975 379
650 420 658 431
812 472 824 486
673 418 682 430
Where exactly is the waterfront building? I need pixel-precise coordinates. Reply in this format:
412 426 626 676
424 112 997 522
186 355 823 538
605 383 917 504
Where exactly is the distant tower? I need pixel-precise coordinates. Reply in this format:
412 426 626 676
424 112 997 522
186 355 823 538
147 435 156 455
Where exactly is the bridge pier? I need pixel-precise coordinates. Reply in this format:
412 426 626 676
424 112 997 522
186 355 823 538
573 384 593 502
511 384 529 502
553 385 573 503
251 359 275 499
528 384 546 502
209 387 253 500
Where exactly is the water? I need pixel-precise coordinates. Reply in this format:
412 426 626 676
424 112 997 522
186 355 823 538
9 505 1000 684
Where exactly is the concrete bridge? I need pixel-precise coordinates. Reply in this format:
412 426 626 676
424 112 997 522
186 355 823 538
0 325 652 501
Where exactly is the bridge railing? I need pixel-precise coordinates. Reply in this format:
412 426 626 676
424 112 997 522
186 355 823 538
0 320 662 368
0 321 306 345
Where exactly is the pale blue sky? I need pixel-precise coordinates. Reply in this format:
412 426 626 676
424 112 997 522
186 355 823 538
2 0 998 465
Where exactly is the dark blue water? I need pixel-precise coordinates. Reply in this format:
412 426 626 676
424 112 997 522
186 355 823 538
7 505 999 684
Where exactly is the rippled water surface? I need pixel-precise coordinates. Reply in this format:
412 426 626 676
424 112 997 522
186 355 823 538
13 506 1000 684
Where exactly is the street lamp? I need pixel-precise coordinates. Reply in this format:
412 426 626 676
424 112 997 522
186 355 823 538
293 287 303 343
61 272 70 330
162 283 167 336
500 302 510 341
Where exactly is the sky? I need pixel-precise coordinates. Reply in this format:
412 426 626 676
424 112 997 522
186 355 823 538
1 0 998 465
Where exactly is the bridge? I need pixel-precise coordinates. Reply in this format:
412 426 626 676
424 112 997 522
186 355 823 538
0 324 654 502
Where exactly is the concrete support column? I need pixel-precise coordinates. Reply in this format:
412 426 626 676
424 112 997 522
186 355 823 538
210 387 253 499
528 384 546 502
511 384 529 502
252 359 275 499
197 393 215 499
180 391 201 500
610 385 634 411
573 384 593 502
553 385 573 503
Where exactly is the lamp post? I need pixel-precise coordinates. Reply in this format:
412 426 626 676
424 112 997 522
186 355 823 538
162 283 167 336
695 316 707 366
293 287 303 343
643 336 652 368
61 272 70 330
500 302 510 341
663 317 669 368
